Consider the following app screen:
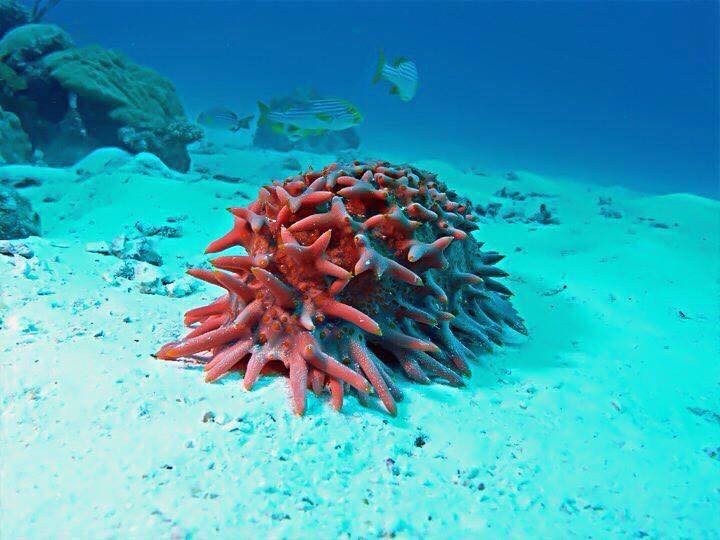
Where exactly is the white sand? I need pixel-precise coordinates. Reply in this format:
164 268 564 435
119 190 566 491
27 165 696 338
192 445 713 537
1 138 718 538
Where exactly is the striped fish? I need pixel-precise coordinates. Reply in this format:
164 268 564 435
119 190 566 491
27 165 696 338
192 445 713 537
372 50 418 102
197 107 254 132
258 98 362 140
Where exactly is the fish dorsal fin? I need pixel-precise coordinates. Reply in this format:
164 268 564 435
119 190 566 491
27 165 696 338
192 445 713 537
392 56 408 67
257 102 271 125
372 49 386 84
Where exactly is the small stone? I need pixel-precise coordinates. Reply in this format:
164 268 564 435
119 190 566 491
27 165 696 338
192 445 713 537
102 260 135 285
86 241 112 255
600 206 622 219
134 221 182 238
527 203 559 225
133 262 168 295
222 420 240 432
0 240 33 258
165 275 198 298
111 234 162 266
214 413 230 425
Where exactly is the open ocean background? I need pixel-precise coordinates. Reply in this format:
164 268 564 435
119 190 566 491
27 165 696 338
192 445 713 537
48 0 719 197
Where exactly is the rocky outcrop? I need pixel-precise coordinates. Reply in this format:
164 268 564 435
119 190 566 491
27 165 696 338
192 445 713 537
0 183 39 239
0 0 28 39
0 25 201 171
0 106 31 163
0 23 72 69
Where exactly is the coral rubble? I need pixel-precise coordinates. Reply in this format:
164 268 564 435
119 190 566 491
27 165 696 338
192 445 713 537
158 160 525 415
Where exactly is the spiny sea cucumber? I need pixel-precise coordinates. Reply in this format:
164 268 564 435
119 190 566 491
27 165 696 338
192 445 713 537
157 160 526 415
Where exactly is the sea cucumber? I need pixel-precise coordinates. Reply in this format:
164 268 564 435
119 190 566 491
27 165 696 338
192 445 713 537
157 160 526 415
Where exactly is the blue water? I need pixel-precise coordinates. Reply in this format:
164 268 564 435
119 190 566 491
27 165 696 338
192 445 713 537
47 1 719 197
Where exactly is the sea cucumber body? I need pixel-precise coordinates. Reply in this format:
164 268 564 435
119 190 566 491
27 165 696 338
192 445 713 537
158 160 526 415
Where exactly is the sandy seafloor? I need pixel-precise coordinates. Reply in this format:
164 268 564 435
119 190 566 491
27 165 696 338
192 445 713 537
1 131 719 539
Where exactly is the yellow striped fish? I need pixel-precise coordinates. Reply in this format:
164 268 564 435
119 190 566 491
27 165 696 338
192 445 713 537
372 50 419 102
258 98 362 141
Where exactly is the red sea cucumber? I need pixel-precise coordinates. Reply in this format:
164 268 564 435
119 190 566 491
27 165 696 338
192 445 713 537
157 160 526 415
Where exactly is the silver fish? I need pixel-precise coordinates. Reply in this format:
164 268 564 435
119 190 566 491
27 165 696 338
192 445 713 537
372 50 418 102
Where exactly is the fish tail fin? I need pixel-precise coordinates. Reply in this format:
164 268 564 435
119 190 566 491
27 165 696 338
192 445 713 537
233 115 254 131
372 49 386 84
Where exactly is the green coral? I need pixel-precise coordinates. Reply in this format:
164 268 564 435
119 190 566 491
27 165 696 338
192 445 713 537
41 45 201 171
0 23 72 68
42 45 186 130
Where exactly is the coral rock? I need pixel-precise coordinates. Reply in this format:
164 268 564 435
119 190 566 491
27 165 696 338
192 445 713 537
0 183 39 239
0 0 28 39
0 106 31 164
158 160 526 415
40 46 202 171
0 23 73 69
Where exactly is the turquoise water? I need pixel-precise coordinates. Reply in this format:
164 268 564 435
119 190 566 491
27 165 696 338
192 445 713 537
1 2 719 539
